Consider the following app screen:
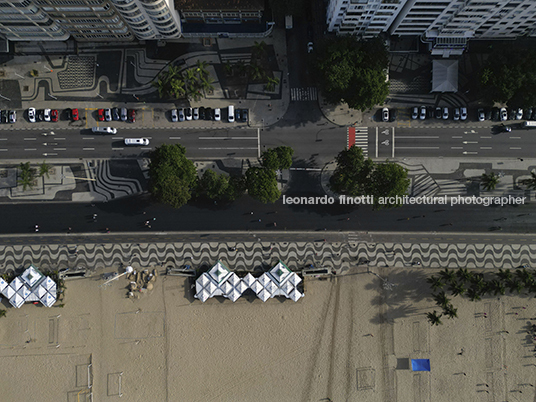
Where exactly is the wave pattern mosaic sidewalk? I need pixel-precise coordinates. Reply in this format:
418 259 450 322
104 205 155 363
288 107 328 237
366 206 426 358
0 240 534 275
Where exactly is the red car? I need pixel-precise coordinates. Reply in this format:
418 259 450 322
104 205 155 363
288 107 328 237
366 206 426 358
51 109 58 122
128 109 136 123
72 108 79 121
97 109 104 122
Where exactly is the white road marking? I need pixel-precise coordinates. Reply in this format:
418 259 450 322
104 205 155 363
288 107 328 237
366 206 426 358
397 136 439 139
169 137 181 140
198 147 258 150
24 138 36 141
395 146 439 149
451 136 463 139
480 136 492 139
462 151 478 154
463 141 478 144
82 137 95 140
451 147 463 149
480 147 492 149
24 148 36 151
0 138 7 141
0 149 7 151
55 138 65 140
53 148 66 151
83 148 95 151
198 137 257 140
510 147 522 150
509 137 521 139
112 148 124 151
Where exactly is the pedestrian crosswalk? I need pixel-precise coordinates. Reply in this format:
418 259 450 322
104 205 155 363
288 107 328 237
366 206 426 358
347 126 369 156
290 87 317 101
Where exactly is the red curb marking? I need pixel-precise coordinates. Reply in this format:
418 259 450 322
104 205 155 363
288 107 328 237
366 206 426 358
347 126 355 149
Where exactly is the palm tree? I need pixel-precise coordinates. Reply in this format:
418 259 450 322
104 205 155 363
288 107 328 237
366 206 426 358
169 78 186 99
467 287 482 302
470 273 486 291
433 291 450 309
264 76 280 92
18 162 35 191
519 170 536 190
496 268 512 282
508 280 524 294
252 40 266 58
448 281 466 297
426 275 444 292
456 268 473 283
516 268 534 287
38 161 52 178
0 309 6 318
223 62 233 76
443 304 458 319
439 268 456 283
195 59 209 76
489 279 506 295
481 172 500 191
426 311 443 326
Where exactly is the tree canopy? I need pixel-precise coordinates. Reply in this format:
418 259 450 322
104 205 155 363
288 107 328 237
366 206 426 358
479 46 536 106
195 169 244 203
261 146 294 170
330 145 409 209
314 36 389 111
148 144 197 208
152 60 213 101
245 167 281 203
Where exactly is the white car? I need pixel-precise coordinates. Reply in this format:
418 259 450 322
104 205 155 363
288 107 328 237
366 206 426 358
124 138 149 146
214 108 221 121
478 108 485 122
419 106 426 120
104 108 112 122
411 107 418 120
193 107 199 120
307 42 313 53
28 108 36 123
453 108 460 121
382 107 389 122
120 108 127 121
9 110 16 123
500 107 507 121
44 109 51 122
460 107 467 121
178 108 185 122
171 109 178 122
516 108 523 120
442 107 449 120
186 107 192 121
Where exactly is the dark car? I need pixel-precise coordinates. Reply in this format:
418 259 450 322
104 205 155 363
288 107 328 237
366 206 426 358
241 109 248 122
435 107 442 119
128 109 136 123
491 107 500 121
97 109 104 122
485 109 492 120
1 110 7 123
532 109 536 121
390 108 397 122
524 108 533 120
199 107 205 120
112 107 120 121
205 107 213 120
509 108 517 120
235 108 241 122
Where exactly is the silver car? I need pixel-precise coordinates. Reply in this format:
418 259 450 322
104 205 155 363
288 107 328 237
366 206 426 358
120 108 127 121
9 110 16 123
171 109 178 122
411 107 418 120
104 108 112 122
28 108 36 123
178 108 185 122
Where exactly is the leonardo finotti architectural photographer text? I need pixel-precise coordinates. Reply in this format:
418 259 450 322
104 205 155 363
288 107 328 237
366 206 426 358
282 195 526 207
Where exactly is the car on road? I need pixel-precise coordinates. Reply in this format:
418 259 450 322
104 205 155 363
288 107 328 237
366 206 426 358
503 125 512 132
51 109 58 122
112 107 120 121
72 108 79 121
193 107 199 120
411 107 418 120
434 107 442 119
8 110 16 123
28 108 36 123
98 108 105 122
44 109 51 122
478 108 485 122
178 108 185 122
186 107 192 121
419 106 426 120
442 107 449 120
453 108 460 121
128 109 135 123
307 42 313 53
92 126 117 134
104 108 112 122
214 108 221 121
516 108 523 120
171 109 178 122
460 107 467 121
382 107 389 122
205 107 213 120
124 138 149 146
500 107 507 121
241 109 248 122
120 108 127 122
199 107 205 120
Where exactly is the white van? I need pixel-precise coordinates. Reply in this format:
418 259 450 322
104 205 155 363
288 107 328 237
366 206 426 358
92 127 117 134
228 105 235 123
524 121 536 128
124 138 149 146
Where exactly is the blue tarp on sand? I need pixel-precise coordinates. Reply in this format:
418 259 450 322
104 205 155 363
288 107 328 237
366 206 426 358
411 359 431 371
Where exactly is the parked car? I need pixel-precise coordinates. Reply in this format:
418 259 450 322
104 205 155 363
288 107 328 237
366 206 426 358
435 107 442 119
382 107 389 122
193 107 199 120
509 108 516 120
128 109 135 123
72 108 79 121
525 108 533 120
235 108 242 122
178 108 185 122
228 105 235 123
390 108 397 122
516 108 523 120
453 108 460 121
411 107 418 120
419 106 426 120
442 107 449 120
1 110 7 123
8 110 16 123
532 109 536 121
171 109 178 122
241 109 248 122
112 107 120 121
51 109 58 122
186 108 192 121
478 108 485 121
120 108 127 122
214 108 221 121
460 107 467 121
500 107 508 121
205 107 213 120
307 42 313 53
97 108 105 122
44 108 51 122
199 107 206 120
28 108 36 123
486 109 492 120
104 108 112 122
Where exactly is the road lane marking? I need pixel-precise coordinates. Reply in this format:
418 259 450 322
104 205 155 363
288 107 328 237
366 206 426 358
112 148 124 150
24 148 36 151
452 136 463 138
375 127 378 158
24 138 36 141
0 138 6 141
394 146 439 149
510 147 522 150
463 151 478 154
451 147 463 149
509 137 521 139
480 147 492 149
198 147 258 150
0 149 7 151
397 136 439 138
463 141 478 144
392 127 395 158
53 148 66 151
169 137 181 140
82 148 95 151
480 136 492 139
198 137 257 140
56 138 65 140
82 137 95 140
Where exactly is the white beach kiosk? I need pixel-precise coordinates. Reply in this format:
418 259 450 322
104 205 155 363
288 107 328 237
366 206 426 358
0 264 57 308
195 261 304 303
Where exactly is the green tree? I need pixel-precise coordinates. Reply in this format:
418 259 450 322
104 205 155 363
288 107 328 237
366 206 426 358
519 171 536 190
314 36 389 111
516 268 534 288
38 161 52 178
433 291 450 309
368 162 410 209
426 275 444 292
426 311 443 326
148 144 197 208
508 280 524 294
245 167 281 203
261 146 294 170
448 281 466 297
439 268 456 283
18 161 35 191
329 145 374 196
264 76 280 92
0 309 5 318
456 268 473 283
196 170 244 203
443 304 458 319
489 279 506 296
496 268 512 282
481 172 500 191
466 287 482 302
